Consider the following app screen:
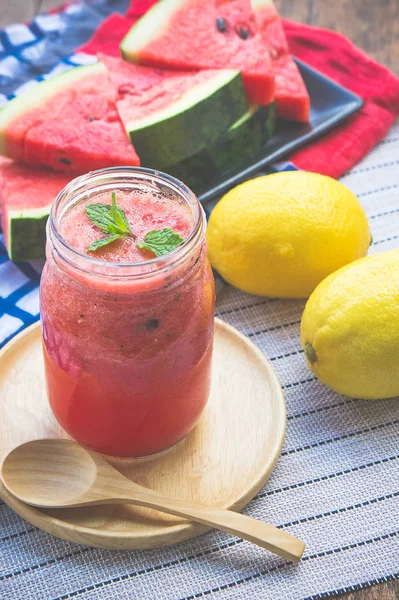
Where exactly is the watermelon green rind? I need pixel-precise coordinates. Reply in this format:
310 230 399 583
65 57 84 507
167 101 276 192
127 70 248 170
0 63 104 156
230 104 260 131
6 205 51 261
121 0 186 62
251 0 276 14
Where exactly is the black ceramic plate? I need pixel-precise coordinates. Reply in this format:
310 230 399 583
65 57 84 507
198 58 363 204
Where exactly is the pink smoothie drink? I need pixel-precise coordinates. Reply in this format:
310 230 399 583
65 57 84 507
61 191 193 263
40 173 215 458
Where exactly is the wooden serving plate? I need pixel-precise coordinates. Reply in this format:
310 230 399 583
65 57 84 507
0 318 285 550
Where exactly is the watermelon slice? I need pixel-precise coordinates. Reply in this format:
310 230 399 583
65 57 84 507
0 63 140 173
101 55 248 170
254 4 310 122
167 102 276 191
0 161 73 261
121 0 310 122
121 0 275 105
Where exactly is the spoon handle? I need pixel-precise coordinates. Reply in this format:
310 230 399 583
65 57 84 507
116 487 304 562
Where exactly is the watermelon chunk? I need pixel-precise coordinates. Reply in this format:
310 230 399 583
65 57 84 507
167 102 276 192
121 0 275 105
101 55 248 170
0 161 73 261
0 63 140 173
254 5 310 122
121 0 310 122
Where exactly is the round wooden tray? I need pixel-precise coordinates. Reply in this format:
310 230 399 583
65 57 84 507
0 318 285 550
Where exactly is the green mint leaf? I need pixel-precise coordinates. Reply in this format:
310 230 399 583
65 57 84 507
110 191 118 222
87 233 124 252
137 228 184 257
85 203 117 233
118 208 132 232
84 193 135 253
110 192 132 234
85 198 131 236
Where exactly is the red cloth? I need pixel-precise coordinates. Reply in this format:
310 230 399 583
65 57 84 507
80 14 133 57
79 5 399 179
283 20 399 177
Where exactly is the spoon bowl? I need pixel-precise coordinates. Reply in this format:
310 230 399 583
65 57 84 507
2 439 98 506
1 439 305 562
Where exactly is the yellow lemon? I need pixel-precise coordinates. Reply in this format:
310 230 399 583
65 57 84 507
301 249 399 399
207 171 371 298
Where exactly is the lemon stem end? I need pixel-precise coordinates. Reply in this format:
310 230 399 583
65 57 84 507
305 341 317 364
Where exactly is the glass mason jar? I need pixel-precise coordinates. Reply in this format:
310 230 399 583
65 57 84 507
40 167 215 458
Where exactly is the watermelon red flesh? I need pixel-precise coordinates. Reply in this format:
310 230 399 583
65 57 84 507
121 0 309 122
0 161 73 261
121 0 275 106
0 156 12 219
101 54 226 123
255 10 310 122
1 64 140 173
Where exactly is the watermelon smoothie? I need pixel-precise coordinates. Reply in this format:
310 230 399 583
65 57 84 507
40 168 215 458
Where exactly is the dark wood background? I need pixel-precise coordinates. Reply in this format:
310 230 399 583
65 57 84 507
0 1 398 599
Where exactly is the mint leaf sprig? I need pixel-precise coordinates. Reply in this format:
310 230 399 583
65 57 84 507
137 228 184 257
85 192 184 257
86 192 135 252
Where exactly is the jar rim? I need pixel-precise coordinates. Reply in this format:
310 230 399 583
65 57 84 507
48 166 206 280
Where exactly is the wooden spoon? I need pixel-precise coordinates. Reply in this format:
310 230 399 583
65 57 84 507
1 439 305 562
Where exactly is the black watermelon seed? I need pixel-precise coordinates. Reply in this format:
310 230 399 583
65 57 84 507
59 157 71 165
216 17 228 33
88 115 95 122
146 318 159 329
236 26 251 40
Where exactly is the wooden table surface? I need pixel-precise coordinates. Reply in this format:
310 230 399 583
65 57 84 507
0 1 398 599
